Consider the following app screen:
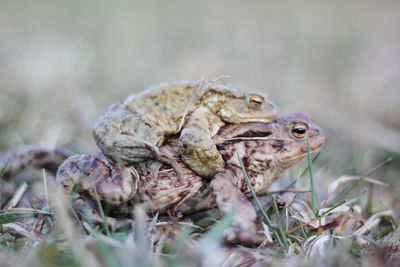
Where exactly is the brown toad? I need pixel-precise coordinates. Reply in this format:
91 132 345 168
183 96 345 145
93 80 277 179
58 112 325 244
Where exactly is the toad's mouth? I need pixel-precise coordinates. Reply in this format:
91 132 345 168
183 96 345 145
223 103 278 123
278 136 325 165
282 144 324 162
231 111 278 123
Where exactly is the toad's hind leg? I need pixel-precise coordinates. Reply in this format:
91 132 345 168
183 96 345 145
93 108 165 164
210 168 261 245
56 155 138 207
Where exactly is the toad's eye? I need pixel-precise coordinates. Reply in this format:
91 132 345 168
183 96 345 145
247 94 264 108
291 122 308 139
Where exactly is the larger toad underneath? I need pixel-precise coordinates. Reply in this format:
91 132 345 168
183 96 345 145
58 112 325 244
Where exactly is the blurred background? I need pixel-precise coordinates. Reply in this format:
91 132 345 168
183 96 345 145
0 1 399 206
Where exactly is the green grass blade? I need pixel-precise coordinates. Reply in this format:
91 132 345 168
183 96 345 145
172 226 195 254
236 153 287 250
93 186 111 236
199 212 234 246
236 153 272 226
284 153 320 190
306 135 318 215
267 193 289 249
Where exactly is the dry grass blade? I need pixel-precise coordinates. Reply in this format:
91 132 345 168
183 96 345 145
261 221 273 243
2 182 28 210
288 199 349 234
177 77 205 133
42 169 50 211
133 205 155 267
353 210 396 236
155 220 203 230
2 222 36 239
304 233 332 259
1 207 53 217
48 177 100 267
326 175 389 204
289 200 317 227
332 157 393 204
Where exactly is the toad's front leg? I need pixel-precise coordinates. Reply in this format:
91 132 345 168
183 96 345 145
93 107 186 181
210 168 260 245
179 107 225 178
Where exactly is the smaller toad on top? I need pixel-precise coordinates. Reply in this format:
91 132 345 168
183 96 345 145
93 80 277 178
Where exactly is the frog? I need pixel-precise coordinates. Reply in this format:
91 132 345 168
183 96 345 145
92 79 278 179
57 112 325 244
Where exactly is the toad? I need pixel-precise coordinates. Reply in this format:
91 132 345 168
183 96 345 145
58 112 325 244
93 80 277 179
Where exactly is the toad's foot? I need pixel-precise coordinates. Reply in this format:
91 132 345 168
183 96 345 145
157 155 187 184
210 168 260 245
143 142 186 183
180 139 225 178
222 227 263 246
179 106 225 178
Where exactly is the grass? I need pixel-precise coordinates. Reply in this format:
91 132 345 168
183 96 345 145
0 144 398 266
236 152 291 252
93 185 111 236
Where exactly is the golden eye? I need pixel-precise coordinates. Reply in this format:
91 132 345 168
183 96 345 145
291 122 308 139
247 94 264 109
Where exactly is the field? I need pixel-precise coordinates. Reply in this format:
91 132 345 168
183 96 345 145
0 1 399 266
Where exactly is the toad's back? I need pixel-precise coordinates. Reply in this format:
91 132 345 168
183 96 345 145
121 81 202 134
120 80 244 134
